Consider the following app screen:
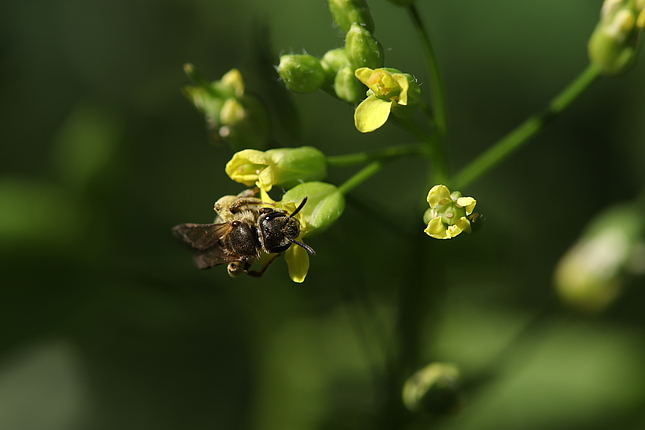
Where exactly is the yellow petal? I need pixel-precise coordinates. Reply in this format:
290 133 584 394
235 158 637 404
446 224 464 238
455 217 472 235
426 185 451 208
391 73 409 105
354 95 394 133
456 196 476 215
225 150 270 186
355 67 375 87
286 244 310 283
424 218 450 239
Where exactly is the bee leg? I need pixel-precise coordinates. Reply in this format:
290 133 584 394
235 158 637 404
245 254 281 278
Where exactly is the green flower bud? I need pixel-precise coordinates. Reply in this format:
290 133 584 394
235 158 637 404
402 363 463 415
328 0 375 34
334 66 366 103
277 54 327 93
554 202 645 314
182 66 269 150
345 24 384 69
225 147 327 192
281 182 345 237
588 0 645 75
321 48 351 88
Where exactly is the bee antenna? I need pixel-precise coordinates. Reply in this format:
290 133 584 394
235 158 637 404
289 197 308 218
292 239 316 256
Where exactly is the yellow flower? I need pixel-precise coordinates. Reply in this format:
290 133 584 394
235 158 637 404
225 147 327 192
423 185 477 239
260 189 312 283
353 67 420 133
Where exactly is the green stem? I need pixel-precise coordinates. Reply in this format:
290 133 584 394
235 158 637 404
407 4 449 186
407 4 448 138
337 161 383 195
453 64 601 189
326 143 428 168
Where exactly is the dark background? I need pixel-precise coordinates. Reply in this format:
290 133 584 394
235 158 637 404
1 0 645 429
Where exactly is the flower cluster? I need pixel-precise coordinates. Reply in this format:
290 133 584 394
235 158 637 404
275 0 421 133
182 66 270 150
588 0 645 75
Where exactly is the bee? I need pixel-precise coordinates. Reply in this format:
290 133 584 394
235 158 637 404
172 189 315 277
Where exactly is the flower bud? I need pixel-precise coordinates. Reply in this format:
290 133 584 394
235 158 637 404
225 147 327 192
345 24 384 69
588 0 645 75
328 0 375 34
402 363 463 415
281 182 345 237
334 66 366 103
277 54 327 93
321 48 350 89
554 203 645 313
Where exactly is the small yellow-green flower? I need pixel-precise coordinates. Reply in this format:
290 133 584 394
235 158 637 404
260 182 345 283
225 147 327 192
353 67 420 133
423 185 477 239
182 66 270 149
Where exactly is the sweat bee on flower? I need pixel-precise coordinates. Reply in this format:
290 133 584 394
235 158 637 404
172 188 315 277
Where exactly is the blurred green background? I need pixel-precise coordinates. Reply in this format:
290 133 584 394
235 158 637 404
2 0 645 429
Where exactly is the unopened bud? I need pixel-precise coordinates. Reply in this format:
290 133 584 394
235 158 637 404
402 363 463 415
345 24 384 69
277 54 327 93
328 0 375 34
334 66 366 103
588 0 645 75
554 202 645 313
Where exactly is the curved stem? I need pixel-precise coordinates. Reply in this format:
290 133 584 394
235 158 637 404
453 64 601 189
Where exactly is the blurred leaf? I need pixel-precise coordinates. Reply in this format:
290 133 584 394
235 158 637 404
51 100 124 194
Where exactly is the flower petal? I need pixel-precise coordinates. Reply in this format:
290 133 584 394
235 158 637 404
391 73 409 105
456 196 477 215
354 95 394 133
424 218 450 239
285 244 310 283
427 185 451 208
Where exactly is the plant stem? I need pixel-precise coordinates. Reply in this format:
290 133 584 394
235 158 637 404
407 4 447 138
326 143 428 169
452 64 601 189
337 161 383 195
407 4 449 186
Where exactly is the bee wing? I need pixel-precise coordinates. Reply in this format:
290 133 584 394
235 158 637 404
193 245 239 270
172 222 230 250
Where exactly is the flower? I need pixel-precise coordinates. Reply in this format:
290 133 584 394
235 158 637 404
182 66 269 149
402 363 462 415
225 147 327 193
261 182 345 283
423 185 477 239
353 67 420 133
554 202 645 313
